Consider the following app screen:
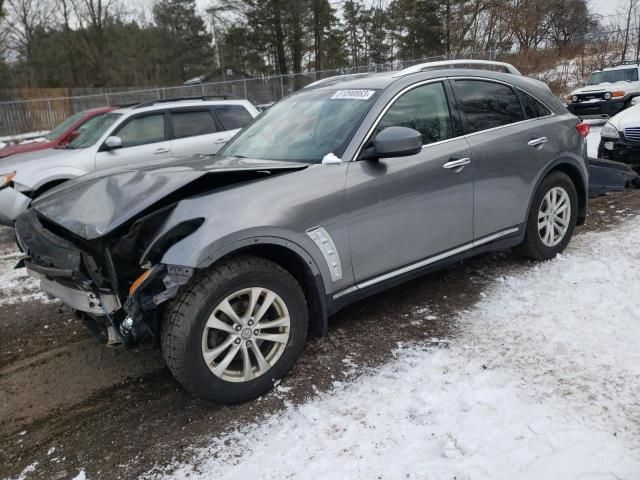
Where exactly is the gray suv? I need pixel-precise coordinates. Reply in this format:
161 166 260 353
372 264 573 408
15 60 589 404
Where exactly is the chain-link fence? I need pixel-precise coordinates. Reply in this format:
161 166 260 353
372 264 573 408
0 52 501 138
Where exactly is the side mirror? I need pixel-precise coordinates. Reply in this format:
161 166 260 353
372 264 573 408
103 136 123 150
363 127 422 160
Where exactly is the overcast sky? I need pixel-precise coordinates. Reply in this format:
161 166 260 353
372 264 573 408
590 0 628 17
191 0 631 19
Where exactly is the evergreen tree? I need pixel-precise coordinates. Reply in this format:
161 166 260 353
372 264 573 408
388 0 443 59
153 0 214 82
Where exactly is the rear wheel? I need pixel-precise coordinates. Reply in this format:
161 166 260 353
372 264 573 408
161 255 308 404
517 171 578 261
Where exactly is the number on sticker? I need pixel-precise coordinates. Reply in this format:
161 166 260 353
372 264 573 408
331 90 376 100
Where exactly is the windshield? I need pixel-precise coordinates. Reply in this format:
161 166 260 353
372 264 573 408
219 88 380 163
586 68 638 85
44 111 87 141
67 113 122 149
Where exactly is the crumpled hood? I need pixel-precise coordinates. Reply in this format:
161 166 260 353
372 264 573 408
571 82 629 95
33 155 308 239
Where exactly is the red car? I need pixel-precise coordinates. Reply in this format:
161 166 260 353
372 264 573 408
0 107 116 159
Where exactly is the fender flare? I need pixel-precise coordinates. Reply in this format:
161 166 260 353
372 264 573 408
17 167 87 192
164 234 331 337
525 157 588 227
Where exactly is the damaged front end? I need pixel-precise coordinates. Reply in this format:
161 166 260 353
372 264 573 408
14 156 309 347
15 207 197 347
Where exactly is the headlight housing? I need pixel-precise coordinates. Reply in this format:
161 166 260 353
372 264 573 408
571 95 579 103
604 92 612 100
601 122 620 139
0 171 16 189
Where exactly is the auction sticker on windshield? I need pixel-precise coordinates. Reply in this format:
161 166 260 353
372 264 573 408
331 90 376 100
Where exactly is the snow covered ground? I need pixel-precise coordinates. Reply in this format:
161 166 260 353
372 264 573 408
0 234 52 306
147 217 640 480
0 131 49 145
586 122 603 158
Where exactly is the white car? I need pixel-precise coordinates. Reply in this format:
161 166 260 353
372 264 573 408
566 63 640 119
598 103 640 169
0 97 259 226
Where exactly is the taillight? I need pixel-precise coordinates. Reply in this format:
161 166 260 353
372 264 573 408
576 122 590 138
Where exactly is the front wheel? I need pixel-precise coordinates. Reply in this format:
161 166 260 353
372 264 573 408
517 171 578 261
161 256 308 404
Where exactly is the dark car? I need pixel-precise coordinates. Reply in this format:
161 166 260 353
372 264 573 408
0 107 116 159
16 60 589 404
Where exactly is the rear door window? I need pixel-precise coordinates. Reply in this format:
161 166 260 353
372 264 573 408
171 110 218 139
213 105 254 130
377 82 453 145
519 91 552 119
453 80 525 134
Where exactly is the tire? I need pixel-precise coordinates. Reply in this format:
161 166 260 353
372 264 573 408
517 171 578 261
161 255 308 404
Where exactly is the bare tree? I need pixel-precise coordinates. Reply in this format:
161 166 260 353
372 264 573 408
3 0 53 86
69 0 121 86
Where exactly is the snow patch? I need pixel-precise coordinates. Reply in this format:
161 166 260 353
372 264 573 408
146 217 640 479
0 229 56 306
586 124 602 158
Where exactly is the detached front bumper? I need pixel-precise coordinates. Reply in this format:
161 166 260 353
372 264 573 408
27 269 120 315
567 99 626 119
15 209 121 315
598 137 640 168
0 186 31 226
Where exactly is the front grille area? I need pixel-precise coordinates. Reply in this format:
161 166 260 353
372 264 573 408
624 127 640 144
576 92 605 102
15 210 82 272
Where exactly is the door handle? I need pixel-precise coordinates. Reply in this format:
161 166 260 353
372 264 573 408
214 137 230 144
528 137 548 148
443 158 471 170
154 147 170 154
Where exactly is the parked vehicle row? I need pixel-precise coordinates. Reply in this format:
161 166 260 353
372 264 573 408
0 97 259 226
0 107 117 159
12 60 589 404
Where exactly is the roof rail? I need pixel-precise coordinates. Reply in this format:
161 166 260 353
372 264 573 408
133 94 237 109
304 73 372 89
112 102 140 108
392 59 521 78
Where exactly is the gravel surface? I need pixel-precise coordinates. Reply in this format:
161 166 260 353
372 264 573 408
1 189 640 480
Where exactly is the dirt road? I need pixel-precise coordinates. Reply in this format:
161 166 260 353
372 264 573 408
2 190 639 480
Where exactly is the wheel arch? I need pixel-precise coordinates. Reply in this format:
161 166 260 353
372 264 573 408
212 241 329 338
530 159 588 226
19 167 86 192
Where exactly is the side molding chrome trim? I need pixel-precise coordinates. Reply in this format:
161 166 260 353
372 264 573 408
332 227 519 299
306 227 343 282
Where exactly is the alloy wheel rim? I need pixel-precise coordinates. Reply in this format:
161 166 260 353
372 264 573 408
201 287 290 383
538 186 571 247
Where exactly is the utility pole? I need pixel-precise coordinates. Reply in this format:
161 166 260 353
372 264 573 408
211 14 222 71
622 0 638 62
